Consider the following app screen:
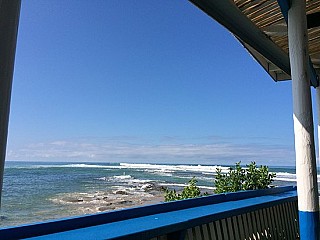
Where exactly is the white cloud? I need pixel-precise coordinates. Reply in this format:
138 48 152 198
6 136 295 165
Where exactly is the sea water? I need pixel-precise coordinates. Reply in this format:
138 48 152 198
0 161 318 228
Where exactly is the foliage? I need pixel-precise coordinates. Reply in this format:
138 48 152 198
164 177 206 202
214 161 276 194
163 162 276 202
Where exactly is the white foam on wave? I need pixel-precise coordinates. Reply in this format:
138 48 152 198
275 171 294 175
275 171 320 177
10 162 320 184
145 169 173 177
272 171 320 183
274 177 297 182
197 176 215 181
113 175 132 180
11 163 115 169
97 175 153 185
9 162 238 175
119 163 229 174
159 182 215 190
273 172 296 181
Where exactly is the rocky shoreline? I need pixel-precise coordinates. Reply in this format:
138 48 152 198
50 182 165 216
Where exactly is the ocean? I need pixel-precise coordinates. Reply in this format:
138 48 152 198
0 161 318 228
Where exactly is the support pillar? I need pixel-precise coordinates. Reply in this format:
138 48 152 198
288 0 319 239
0 0 21 206
317 87 320 160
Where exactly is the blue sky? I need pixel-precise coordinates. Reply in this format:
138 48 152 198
6 0 313 165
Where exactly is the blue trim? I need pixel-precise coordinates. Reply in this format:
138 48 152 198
276 0 319 87
276 0 290 21
0 187 297 240
309 57 319 87
299 211 320 240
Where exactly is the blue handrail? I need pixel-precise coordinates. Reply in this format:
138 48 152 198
0 186 297 240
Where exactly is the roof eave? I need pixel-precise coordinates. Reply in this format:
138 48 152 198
189 0 291 82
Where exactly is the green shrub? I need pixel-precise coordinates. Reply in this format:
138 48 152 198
163 162 276 202
214 161 276 194
164 177 206 202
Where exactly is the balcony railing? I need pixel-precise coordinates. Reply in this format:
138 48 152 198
0 186 298 240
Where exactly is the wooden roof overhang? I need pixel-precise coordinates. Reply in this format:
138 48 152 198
189 0 320 86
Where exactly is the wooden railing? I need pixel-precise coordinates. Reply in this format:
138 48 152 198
0 186 298 240
169 201 299 240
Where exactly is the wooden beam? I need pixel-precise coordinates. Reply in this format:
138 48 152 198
189 0 291 77
0 0 21 206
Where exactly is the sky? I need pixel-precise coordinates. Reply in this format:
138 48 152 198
5 0 319 166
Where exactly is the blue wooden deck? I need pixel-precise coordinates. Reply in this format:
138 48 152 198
0 186 298 240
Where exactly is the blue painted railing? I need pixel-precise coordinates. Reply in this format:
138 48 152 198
0 186 298 240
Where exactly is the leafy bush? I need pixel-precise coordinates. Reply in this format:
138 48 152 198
164 177 206 202
214 161 276 194
163 162 276 202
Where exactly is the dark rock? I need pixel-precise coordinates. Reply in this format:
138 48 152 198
115 190 128 195
62 197 84 203
117 200 133 205
98 205 113 212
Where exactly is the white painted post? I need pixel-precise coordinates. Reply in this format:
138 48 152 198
288 0 319 239
317 87 320 160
